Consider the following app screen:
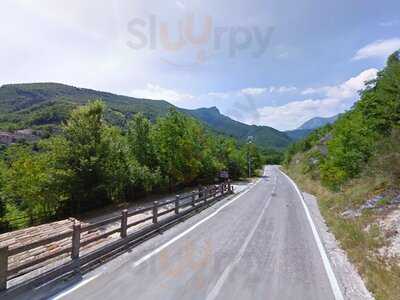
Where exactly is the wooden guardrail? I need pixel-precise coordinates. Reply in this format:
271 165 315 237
0 181 233 292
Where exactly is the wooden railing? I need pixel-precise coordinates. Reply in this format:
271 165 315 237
0 181 232 293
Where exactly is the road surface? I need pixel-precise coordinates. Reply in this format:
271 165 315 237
53 166 343 300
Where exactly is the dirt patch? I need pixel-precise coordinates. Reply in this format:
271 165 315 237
378 208 400 258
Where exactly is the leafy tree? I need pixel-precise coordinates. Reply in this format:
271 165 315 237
1 145 67 224
152 109 204 189
57 100 114 213
127 113 156 168
0 101 265 230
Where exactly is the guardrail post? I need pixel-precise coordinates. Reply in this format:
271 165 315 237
71 222 81 272
175 195 180 214
153 201 158 224
0 246 8 291
121 209 128 238
191 191 196 208
71 222 81 259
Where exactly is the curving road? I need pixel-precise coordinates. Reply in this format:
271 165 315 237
52 166 343 300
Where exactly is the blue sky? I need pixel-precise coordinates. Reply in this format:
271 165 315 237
1 0 400 130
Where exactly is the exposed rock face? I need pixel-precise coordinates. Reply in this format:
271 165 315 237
341 191 400 220
379 209 400 258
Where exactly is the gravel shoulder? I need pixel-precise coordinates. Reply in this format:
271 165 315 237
303 192 374 300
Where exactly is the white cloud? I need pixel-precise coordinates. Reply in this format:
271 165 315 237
130 84 195 105
240 86 296 96
353 38 400 60
207 92 230 99
269 86 297 93
252 69 378 130
379 20 399 27
301 87 319 95
241 88 267 96
301 68 378 98
255 98 345 131
323 68 378 98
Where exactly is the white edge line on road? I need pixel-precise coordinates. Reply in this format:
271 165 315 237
53 177 263 299
50 273 101 300
279 169 345 300
206 171 276 300
131 177 263 268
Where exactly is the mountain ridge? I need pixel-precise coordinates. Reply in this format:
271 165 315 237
297 115 339 130
0 82 292 150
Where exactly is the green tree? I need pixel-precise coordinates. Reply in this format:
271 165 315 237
1 145 67 227
152 109 204 189
127 113 156 168
59 100 114 213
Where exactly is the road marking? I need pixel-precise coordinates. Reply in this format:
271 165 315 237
206 173 277 300
52 173 265 299
50 273 101 300
279 168 345 300
131 176 264 269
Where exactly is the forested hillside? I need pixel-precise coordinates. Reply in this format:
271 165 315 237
0 83 175 131
0 102 264 231
185 107 293 149
0 83 292 149
284 51 400 300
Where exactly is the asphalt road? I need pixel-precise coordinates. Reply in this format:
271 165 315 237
53 166 343 300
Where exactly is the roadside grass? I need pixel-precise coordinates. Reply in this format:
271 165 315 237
285 156 400 300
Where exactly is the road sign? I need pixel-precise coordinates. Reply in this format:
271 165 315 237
219 171 229 179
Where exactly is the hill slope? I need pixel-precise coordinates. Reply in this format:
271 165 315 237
284 50 400 300
284 129 313 140
298 115 339 130
185 107 292 149
0 83 292 149
0 83 174 129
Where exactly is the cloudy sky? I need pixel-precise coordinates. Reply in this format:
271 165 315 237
2 0 400 130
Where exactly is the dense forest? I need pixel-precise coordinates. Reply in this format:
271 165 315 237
0 102 264 230
284 50 400 300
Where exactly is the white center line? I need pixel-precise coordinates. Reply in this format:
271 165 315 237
206 170 277 300
52 170 266 299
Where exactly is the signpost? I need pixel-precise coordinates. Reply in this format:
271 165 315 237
219 171 229 179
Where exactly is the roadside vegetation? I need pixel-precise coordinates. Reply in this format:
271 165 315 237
284 50 400 300
0 103 264 231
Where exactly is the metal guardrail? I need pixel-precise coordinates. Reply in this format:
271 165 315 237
0 181 233 293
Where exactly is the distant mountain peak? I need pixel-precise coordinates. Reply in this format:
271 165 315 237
208 106 220 113
0 82 293 150
195 106 221 114
298 115 339 130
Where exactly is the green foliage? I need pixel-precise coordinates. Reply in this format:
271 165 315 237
186 107 292 149
2 145 67 215
285 50 400 189
0 83 292 150
127 113 156 168
0 101 265 231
